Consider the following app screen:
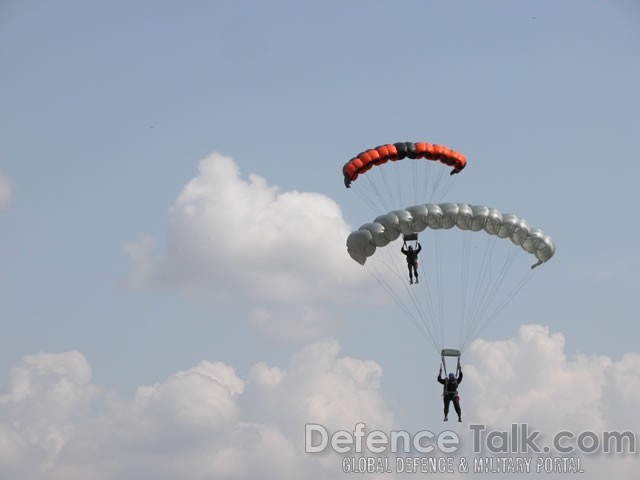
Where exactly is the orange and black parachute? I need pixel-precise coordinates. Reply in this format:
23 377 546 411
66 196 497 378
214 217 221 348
342 141 467 188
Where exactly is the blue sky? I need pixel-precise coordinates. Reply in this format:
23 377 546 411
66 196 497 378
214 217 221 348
1 1 639 478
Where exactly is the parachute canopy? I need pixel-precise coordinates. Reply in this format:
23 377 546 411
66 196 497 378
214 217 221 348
345 202 556 354
347 202 555 269
342 141 467 188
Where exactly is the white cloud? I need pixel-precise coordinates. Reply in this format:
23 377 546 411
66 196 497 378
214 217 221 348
125 152 377 343
0 173 12 208
0 339 393 480
126 153 369 304
250 306 344 344
0 352 99 475
465 325 612 430
2 329 637 479
462 324 640 478
243 338 393 435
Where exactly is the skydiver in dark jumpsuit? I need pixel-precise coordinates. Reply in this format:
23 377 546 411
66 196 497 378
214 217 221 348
401 242 422 284
438 365 463 422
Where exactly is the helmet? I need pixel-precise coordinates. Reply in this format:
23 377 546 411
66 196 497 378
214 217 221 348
448 373 455 379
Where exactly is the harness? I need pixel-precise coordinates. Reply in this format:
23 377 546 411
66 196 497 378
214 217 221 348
443 378 459 397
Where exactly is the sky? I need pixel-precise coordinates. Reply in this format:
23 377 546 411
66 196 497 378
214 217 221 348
1 1 639 478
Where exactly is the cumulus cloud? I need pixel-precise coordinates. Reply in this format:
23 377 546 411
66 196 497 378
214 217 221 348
127 153 369 303
250 306 344 344
125 152 377 343
243 339 393 434
3 328 637 479
0 352 99 475
463 324 640 478
0 339 393 480
466 325 612 430
0 173 12 208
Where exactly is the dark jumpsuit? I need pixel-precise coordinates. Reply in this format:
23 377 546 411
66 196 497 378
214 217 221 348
401 244 422 281
437 371 463 420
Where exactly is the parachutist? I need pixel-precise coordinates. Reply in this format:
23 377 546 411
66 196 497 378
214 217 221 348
438 363 463 422
401 242 422 284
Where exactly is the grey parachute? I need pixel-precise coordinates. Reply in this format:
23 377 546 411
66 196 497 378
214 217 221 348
347 203 555 268
346 202 556 353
